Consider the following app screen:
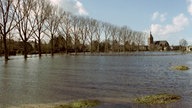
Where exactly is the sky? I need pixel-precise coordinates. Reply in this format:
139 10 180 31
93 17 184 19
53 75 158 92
50 0 192 45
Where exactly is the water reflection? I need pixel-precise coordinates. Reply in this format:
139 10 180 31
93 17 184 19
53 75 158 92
0 53 192 107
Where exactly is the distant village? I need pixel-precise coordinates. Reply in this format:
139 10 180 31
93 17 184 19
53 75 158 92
147 32 191 52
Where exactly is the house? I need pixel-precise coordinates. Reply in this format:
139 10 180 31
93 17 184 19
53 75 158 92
186 46 192 51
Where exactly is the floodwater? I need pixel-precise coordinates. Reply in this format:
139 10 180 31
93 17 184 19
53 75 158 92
0 52 192 108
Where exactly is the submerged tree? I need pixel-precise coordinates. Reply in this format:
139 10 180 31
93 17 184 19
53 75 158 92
45 6 62 56
33 0 50 57
103 22 112 52
0 0 20 61
71 15 80 55
59 11 72 54
78 17 88 54
87 18 97 53
15 0 36 59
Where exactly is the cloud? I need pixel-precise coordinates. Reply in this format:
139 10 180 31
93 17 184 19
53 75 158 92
49 0 88 15
151 13 189 36
152 11 167 22
50 0 61 5
75 0 88 15
187 0 192 15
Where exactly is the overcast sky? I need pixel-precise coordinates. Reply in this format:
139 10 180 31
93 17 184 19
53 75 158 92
50 0 192 45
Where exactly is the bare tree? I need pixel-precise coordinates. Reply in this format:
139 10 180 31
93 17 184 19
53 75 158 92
59 11 72 54
179 38 188 51
134 31 145 51
0 0 20 61
71 15 80 55
32 0 50 57
87 18 97 53
0 34 2 55
119 26 126 52
103 22 112 52
45 6 62 56
78 17 88 54
179 39 188 47
110 25 119 52
95 21 103 53
117 27 121 53
15 0 36 59
126 30 133 51
119 26 132 52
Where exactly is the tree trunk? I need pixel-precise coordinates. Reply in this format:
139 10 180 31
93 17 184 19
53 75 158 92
51 34 54 56
90 36 93 54
38 37 42 57
83 41 85 55
74 36 77 55
3 35 9 61
97 44 99 53
97 36 100 53
65 35 68 54
23 41 28 59
0 36 2 56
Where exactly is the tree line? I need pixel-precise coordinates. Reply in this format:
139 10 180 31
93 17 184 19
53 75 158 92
0 0 147 61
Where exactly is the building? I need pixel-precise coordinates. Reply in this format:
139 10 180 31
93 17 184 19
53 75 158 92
148 31 154 46
186 46 192 51
148 32 170 51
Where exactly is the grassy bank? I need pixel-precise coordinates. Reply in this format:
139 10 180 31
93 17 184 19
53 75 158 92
171 65 189 71
134 94 181 105
9 99 101 108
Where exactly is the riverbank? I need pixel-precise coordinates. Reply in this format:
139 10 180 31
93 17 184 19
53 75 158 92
8 98 130 108
69 51 186 56
0 51 188 60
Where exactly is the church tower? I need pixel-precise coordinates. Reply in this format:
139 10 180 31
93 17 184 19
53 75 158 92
148 31 153 46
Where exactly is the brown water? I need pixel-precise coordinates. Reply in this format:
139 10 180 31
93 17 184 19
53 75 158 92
0 53 192 108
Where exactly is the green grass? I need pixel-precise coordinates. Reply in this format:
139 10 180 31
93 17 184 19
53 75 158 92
172 65 189 71
54 99 101 108
134 94 181 105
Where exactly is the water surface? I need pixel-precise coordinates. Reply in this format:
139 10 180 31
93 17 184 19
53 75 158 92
0 53 192 108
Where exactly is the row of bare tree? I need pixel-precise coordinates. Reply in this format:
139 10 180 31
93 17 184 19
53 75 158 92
0 0 146 61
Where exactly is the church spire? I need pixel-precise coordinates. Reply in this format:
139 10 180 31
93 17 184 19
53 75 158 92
148 31 153 46
149 31 152 37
